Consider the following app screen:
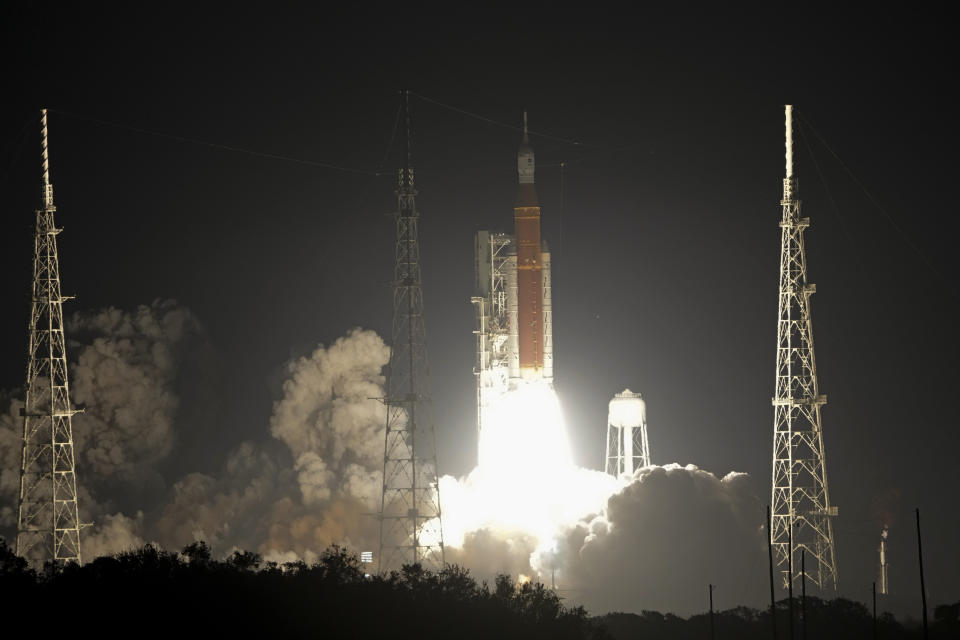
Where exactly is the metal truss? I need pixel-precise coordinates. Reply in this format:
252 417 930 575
471 232 513 454
378 94 444 573
17 109 84 565
770 105 838 592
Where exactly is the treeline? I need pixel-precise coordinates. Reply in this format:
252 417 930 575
598 598 960 639
0 540 608 639
3 539 958 639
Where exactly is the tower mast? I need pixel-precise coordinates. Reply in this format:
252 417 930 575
770 105 838 591
17 109 84 564
378 91 445 572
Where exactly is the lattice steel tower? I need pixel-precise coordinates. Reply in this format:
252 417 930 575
770 105 838 592
378 92 445 572
16 109 84 564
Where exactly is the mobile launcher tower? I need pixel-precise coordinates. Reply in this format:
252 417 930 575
471 114 553 461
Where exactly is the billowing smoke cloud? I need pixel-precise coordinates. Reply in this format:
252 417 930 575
1 303 768 616
0 394 24 528
1 314 390 562
269 328 387 509
81 512 146 560
67 301 199 478
0 300 207 552
444 528 539 584
107 326 389 561
260 328 388 556
542 464 766 615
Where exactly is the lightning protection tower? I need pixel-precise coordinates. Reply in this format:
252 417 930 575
17 109 84 564
770 105 838 592
378 92 445 573
604 389 651 477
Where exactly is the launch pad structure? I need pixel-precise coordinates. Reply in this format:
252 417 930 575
16 110 85 565
770 105 839 592
471 114 553 459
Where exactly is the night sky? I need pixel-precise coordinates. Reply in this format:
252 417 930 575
1 7 956 612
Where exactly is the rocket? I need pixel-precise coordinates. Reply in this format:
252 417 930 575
514 112 544 379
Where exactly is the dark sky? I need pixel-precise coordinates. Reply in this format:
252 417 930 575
1 6 956 608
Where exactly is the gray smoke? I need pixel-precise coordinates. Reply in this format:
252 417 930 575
67 300 203 480
541 464 767 615
0 300 206 553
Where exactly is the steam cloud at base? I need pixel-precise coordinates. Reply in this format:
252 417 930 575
0 311 765 614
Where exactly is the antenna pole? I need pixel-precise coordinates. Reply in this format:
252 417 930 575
709 584 716 640
788 525 795 640
916 508 928 639
767 505 778 640
801 548 807 640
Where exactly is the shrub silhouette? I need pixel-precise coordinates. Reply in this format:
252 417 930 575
0 539 608 639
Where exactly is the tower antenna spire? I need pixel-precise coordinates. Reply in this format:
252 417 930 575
403 89 413 177
41 108 53 209
378 92 445 573
17 109 84 565
785 104 794 179
770 104 839 594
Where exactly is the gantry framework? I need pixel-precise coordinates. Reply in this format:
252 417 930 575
770 105 838 592
471 231 514 458
17 109 84 564
378 92 445 572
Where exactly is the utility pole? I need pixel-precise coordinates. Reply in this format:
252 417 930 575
916 508 928 639
767 505 778 640
788 526 794 640
770 104 839 593
377 91 445 572
801 548 807 640
709 584 716 640
16 109 84 565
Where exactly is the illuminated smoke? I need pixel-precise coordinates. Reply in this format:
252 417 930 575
268 328 387 511
0 300 206 544
0 314 766 615
437 383 765 615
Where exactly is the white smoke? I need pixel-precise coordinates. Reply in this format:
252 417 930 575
0 396 24 518
87 326 389 561
81 512 146 560
0 300 205 553
67 300 203 480
440 463 765 615
1 307 767 615
269 328 388 508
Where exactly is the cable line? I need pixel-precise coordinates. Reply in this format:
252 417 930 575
48 108 383 176
797 110 948 290
408 91 598 148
